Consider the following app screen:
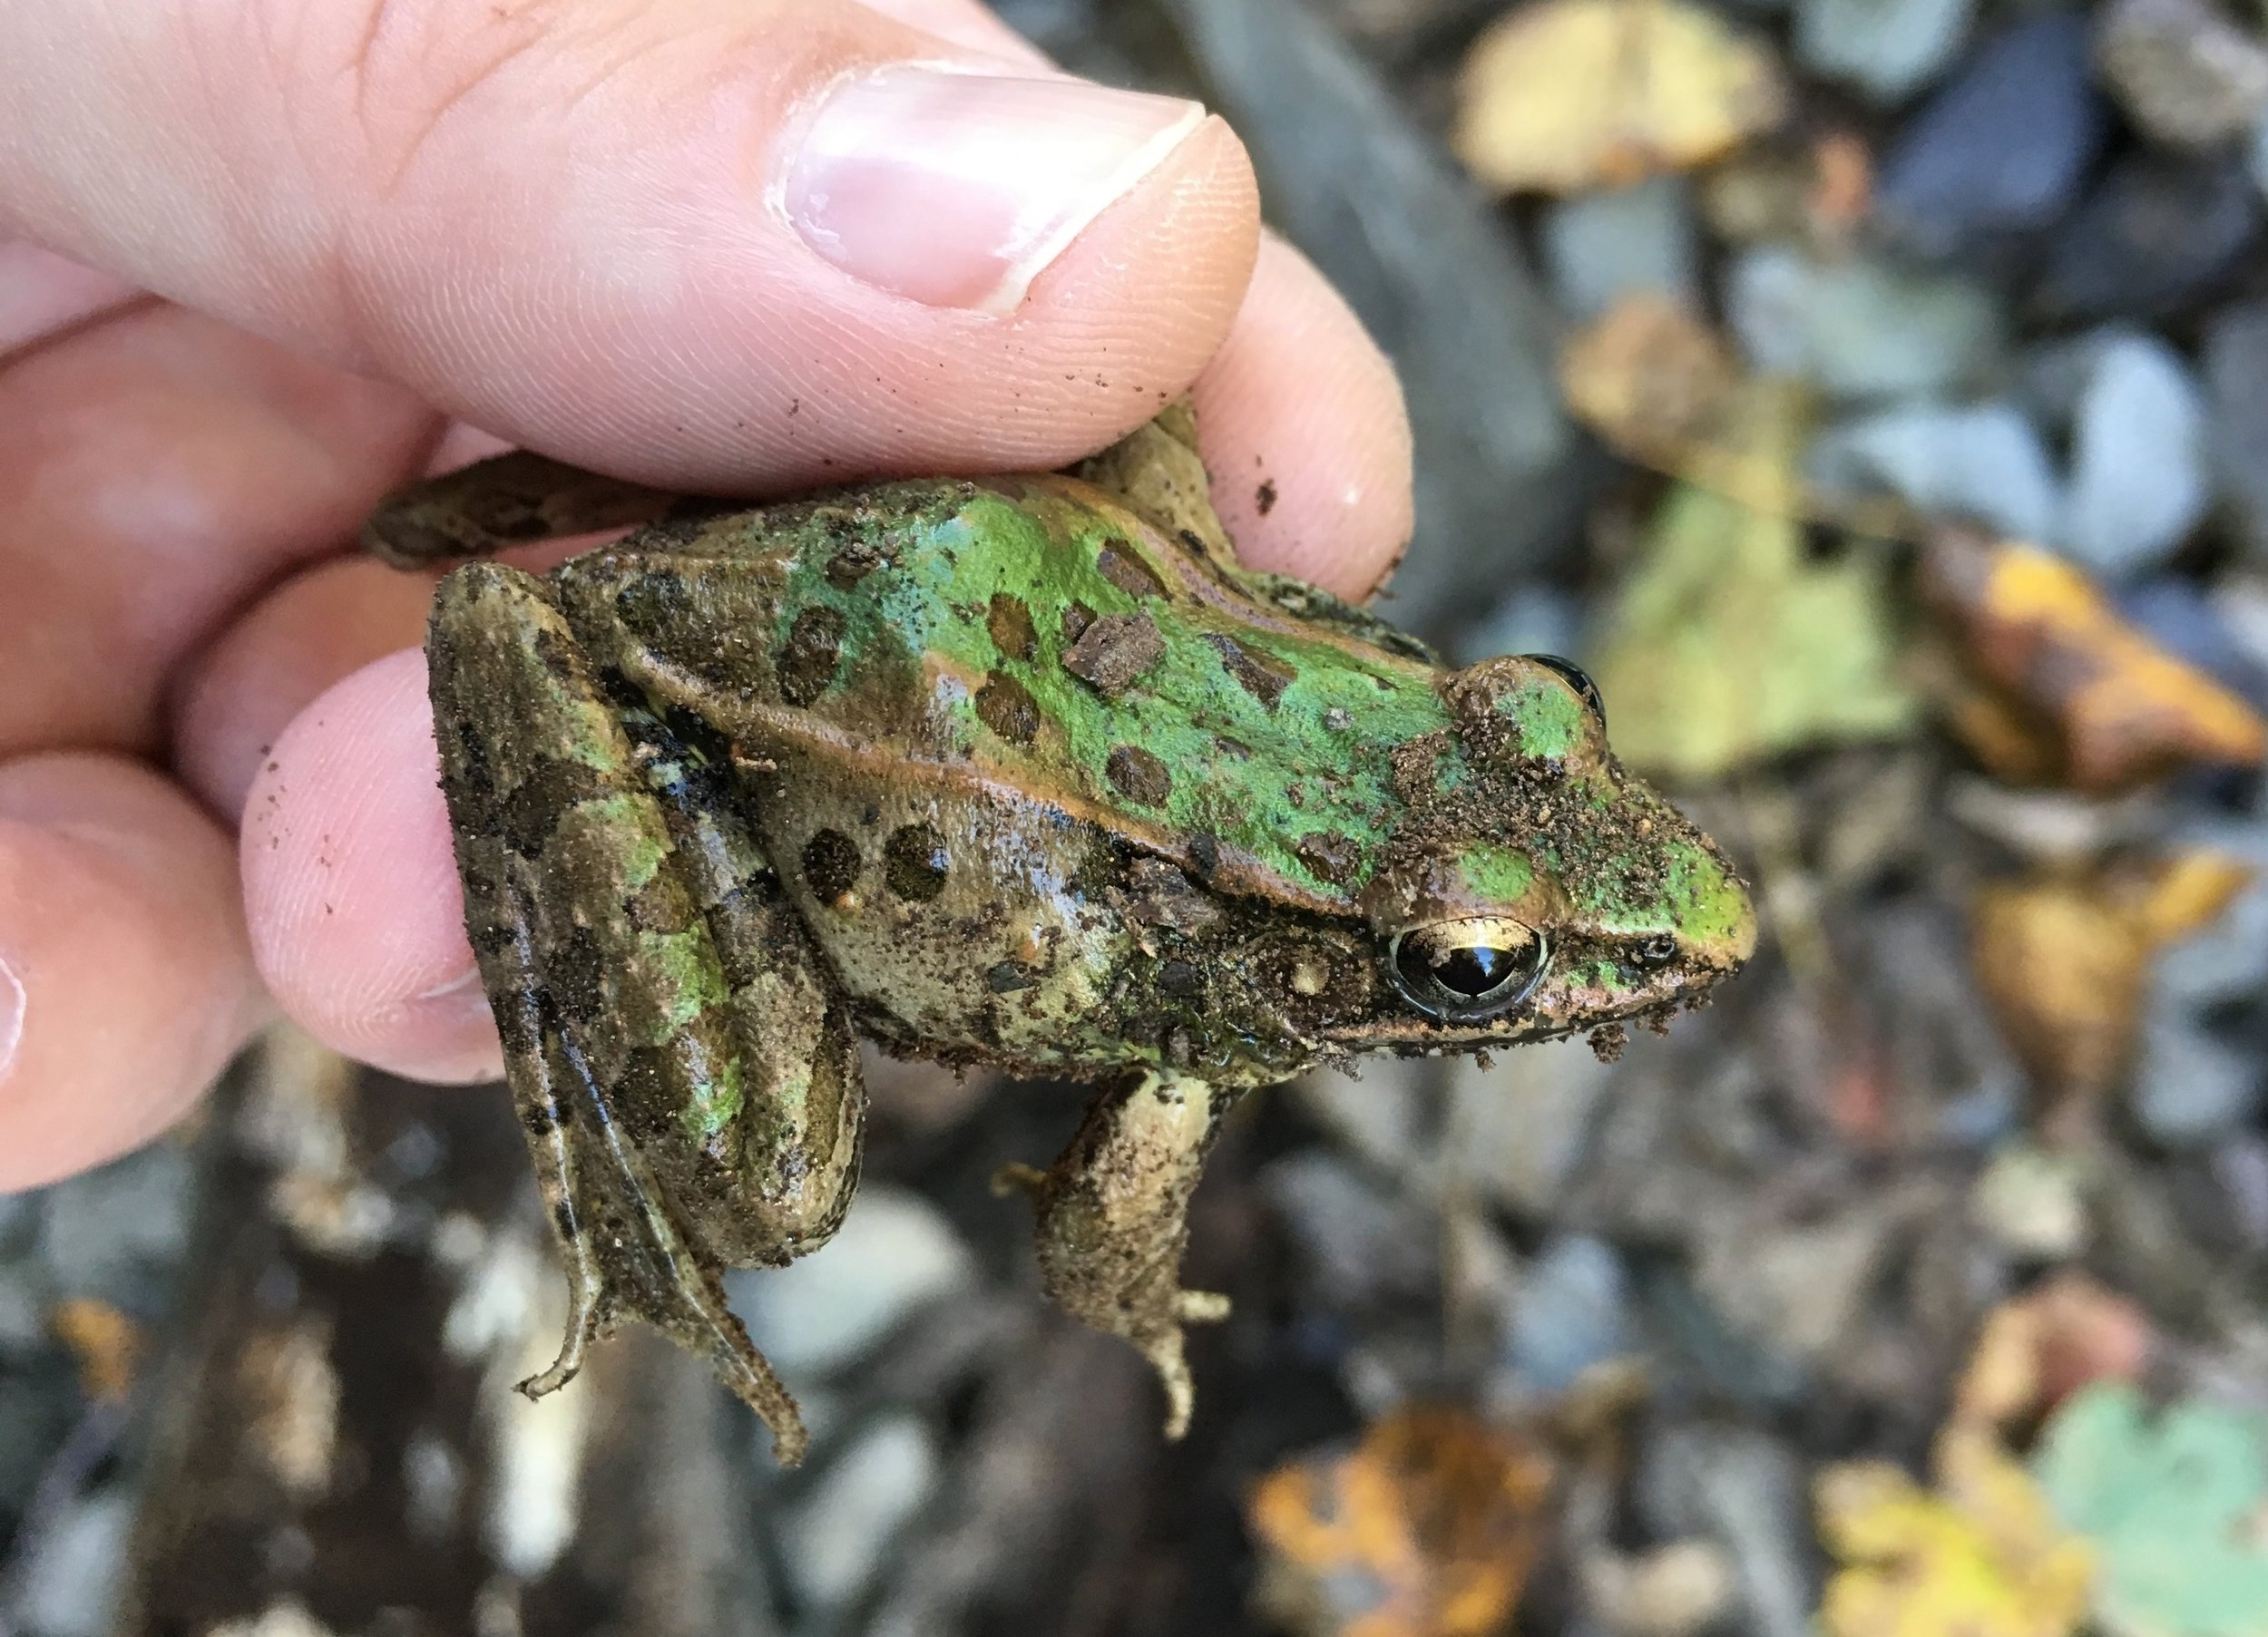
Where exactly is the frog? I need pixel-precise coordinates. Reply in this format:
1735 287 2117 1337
362 404 1755 1466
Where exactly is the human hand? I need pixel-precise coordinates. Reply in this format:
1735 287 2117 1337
0 0 1413 1190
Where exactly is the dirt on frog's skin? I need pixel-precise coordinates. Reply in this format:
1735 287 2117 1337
1256 479 1279 516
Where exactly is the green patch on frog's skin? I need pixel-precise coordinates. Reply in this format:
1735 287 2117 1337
757 482 1450 901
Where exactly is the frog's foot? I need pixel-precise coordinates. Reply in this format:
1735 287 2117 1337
999 1070 1244 1440
363 450 679 566
426 561 832 1465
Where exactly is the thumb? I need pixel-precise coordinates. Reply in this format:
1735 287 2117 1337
0 0 1259 488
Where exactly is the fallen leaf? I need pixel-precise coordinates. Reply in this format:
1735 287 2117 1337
1248 1407 1555 1637
2035 1382 2268 1637
1921 528 2268 794
1453 0 1787 194
1953 1273 2156 1434
1816 1427 2096 1637
1587 377 1919 784
1970 852 2253 1107
49 1297 143 1403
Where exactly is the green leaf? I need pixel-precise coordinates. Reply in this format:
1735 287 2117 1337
1587 379 1917 784
2035 1381 2268 1637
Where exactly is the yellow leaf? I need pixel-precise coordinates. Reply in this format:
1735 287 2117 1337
1816 1428 2095 1637
1454 0 1788 194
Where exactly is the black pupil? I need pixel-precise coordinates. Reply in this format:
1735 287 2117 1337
1526 654 1604 724
1641 935 1677 964
1429 945 1518 998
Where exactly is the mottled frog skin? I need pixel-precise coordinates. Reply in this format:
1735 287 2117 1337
363 409 1754 1465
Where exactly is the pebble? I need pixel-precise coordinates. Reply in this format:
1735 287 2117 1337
1503 1235 1632 1390
1583 1540 1739 1637
777 1414 941 1614
1875 13 2106 256
1292 1058 1432 1177
1262 1152 1439 1308
1796 0 1972 102
5 1486 133 1637
2253 103 2268 195
1726 248 2002 400
731 1185 976 1378
1540 177 1700 323
2030 328 2211 576
2129 1006 2263 1145
1636 1427 1816 1637
1440 1036 1616 1215
1807 401 2059 541
2096 0 2268 148
1970 1144 2089 1260
2036 151 2263 319
2204 301 2268 560
38 1143 195 1313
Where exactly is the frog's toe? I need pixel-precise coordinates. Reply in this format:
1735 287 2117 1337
1145 1332 1199 1442
1176 1290 1232 1325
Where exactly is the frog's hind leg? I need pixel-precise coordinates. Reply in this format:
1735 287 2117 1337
364 451 679 567
994 1069 1242 1438
427 560 859 1466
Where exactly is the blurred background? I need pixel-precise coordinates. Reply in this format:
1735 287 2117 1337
9 0 2268 1630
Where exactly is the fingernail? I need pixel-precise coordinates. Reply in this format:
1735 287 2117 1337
0 952 22 1083
784 67 1207 314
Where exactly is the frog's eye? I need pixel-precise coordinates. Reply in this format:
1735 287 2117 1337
1387 918 1549 1022
1525 654 1605 729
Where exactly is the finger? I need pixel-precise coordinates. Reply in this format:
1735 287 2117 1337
1189 236 1413 601
0 239 144 359
857 0 1051 63
0 303 435 756
0 752 270 1191
241 651 503 1084
0 0 1260 492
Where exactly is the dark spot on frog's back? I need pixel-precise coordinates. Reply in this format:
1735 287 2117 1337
883 823 951 901
613 567 694 636
826 541 883 589
975 672 1041 745
986 592 1037 662
1061 612 1165 697
1096 541 1168 601
1105 745 1172 807
497 755 613 858
800 829 862 905
777 605 847 707
1204 633 1297 709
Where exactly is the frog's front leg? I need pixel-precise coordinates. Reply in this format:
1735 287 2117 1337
428 560 863 1466
363 451 678 566
996 1070 1244 1438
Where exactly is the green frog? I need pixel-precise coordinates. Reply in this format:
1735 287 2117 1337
363 407 1754 1466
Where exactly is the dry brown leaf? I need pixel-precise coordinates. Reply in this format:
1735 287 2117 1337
1454 0 1787 194
1952 1273 2156 1434
1816 1427 2096 1637
1559 297 1912 539
1970 851 2254 1106
1921 528 2268 794
1249 1407 1555 1637
49 1297 143 1403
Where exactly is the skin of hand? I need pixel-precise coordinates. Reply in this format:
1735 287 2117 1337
0 0 1414 1192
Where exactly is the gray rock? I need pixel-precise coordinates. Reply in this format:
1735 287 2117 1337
1261 1151 1438 1308
2097 0 2268 148
1440 1035 1614 1215
779 1414 941 1614
2129 1007 2263 1145
2034 328 2210 575
1156 0 1586 638
1807 401 2060 540
5 1486 133 1637
2038 151 2263 319
1540 177 1699 322
1727 248 2002 400
0 1371 73 1519
1293 1059 1431 1177
1636 1426 1816 1637
1877 13 2107 255
2253 102 2268 194
2205 301 2268 559
1503 1235 1631 1390
1797 0 1973 102
38 1140 195 1310
731 1185 975 1378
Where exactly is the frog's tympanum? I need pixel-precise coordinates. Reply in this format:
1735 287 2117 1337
364 405 1754 1466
